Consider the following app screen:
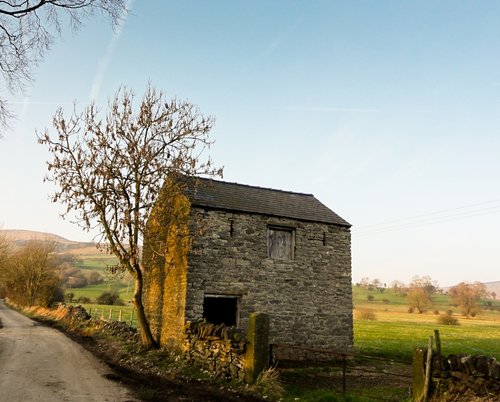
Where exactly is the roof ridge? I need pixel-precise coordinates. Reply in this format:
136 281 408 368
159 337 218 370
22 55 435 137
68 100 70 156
197 176 314 197
188 176 351 227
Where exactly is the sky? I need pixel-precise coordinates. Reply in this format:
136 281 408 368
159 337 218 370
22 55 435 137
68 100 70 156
1 1 500 287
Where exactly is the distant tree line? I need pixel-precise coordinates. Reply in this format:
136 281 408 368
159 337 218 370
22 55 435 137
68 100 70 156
356 275 495 318
65 290 123 306
59 264 103 288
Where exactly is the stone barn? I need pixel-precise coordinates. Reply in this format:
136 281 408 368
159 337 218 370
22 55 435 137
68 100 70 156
143 177 353 352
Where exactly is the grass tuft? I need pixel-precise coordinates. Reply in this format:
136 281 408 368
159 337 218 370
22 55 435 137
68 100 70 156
354 308 377 321
436 311 459 326
249 366 284 400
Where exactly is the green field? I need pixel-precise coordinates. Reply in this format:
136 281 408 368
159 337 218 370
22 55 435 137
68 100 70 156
355 318 500 361
283 287 500 401
70 281 134 302
352 285 457 310
76 253 118 273
67 252 135 302
353 285 500 361
66 252 137 325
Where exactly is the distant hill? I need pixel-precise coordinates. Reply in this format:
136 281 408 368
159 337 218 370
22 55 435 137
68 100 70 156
484 281 500 300
1 229 73 243
0 229 96 253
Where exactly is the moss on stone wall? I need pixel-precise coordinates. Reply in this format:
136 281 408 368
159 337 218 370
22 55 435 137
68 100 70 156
143 178 191 345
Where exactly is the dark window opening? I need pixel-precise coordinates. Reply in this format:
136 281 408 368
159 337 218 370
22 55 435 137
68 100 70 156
229 219 234 237
203 295 239 326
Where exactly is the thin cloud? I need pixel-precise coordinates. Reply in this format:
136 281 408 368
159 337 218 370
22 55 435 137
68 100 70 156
89 0 134 101
276 106 380 113
235 8 311 83
236 37 284 80
7 100 72 105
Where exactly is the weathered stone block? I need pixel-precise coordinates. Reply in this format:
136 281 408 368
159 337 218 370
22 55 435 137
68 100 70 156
451 371 466 380
245 312 270 384
475 356 490 377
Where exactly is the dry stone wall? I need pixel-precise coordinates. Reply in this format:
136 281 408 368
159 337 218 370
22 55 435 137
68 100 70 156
431 353 500 399
182 320 247 381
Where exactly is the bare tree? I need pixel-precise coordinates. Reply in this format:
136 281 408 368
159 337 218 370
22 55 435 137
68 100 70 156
0 0 127 134
358 277 370 288
407 286 432 314
0 239 62 307
38 85 223 348
406 275 439 313
0 230 11 297
449 281 488 318
410 275 439 295
390 280 408 297
0 229 9 260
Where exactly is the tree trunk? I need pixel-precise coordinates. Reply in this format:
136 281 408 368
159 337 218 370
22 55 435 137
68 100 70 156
132 270 158 348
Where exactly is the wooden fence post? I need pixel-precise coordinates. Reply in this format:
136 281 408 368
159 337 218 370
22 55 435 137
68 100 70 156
434 329 441 356
119 309 122 322
423 336 434 402
412 348 426 402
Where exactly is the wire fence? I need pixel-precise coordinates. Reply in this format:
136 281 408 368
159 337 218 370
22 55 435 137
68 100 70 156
270 343 413 401
84 304 137 327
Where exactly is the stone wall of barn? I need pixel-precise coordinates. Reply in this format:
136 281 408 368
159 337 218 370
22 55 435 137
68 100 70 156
184 208 353 350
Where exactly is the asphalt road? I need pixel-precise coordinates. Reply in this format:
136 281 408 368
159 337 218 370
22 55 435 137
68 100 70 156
0 300 138 401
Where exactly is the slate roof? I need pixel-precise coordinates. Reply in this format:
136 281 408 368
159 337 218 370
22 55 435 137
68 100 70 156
184 177 351 227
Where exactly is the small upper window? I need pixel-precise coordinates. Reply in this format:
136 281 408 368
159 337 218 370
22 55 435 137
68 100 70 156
268 226 294 260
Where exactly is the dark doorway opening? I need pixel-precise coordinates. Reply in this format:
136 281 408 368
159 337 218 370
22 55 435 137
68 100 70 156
203 295 239 326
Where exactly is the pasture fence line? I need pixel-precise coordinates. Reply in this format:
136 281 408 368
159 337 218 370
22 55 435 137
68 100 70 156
87 306 136 327
270 343 412 400
413 329 500 402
